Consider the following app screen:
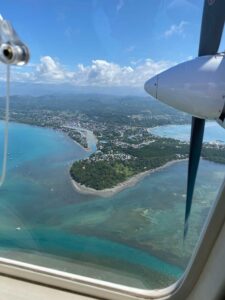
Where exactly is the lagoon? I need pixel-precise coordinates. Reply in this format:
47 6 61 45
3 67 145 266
0 122 224 289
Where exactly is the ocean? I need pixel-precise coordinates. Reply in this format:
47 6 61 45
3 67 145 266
0 121 224 289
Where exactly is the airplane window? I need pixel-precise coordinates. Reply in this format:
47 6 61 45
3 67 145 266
0 0 224 292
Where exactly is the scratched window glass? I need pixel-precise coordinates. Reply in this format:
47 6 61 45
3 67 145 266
0 0 224 290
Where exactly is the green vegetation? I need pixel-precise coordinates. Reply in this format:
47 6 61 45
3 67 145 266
1 94 224 191
70 139 225 190
202 145 225 164
70 160 134 190
0 94 191 128
70 137 225 191
70 138 190 190
61 127 88 149
0 94 190 149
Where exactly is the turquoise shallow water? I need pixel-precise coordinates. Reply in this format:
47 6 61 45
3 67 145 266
0 121 224 289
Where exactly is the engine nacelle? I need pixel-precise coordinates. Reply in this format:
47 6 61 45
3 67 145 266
144 54 225 120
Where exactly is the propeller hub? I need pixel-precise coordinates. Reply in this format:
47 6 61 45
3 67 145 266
144 55 225 120
144 75 158 99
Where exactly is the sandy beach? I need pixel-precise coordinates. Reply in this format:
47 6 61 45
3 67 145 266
71 159 188 197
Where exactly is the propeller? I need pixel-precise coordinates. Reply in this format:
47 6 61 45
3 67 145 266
184 0 225 238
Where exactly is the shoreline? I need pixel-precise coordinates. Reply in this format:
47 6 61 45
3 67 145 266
63 125 97 153
5 120 95 153
71 159 188 197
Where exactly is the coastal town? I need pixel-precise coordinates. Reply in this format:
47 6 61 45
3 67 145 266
2 94 225 193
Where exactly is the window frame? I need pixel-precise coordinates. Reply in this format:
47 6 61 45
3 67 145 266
0 178 224 300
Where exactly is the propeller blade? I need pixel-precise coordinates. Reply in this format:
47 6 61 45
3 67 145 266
184 117 205 238
184 0 225 238
198 0 225 56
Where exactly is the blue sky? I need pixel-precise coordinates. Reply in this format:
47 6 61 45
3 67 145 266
0 0 223 94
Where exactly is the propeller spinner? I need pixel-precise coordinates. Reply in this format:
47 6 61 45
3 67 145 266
145 0 225 238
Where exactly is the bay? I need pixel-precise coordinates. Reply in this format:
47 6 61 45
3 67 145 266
0 121 224 289
148 122 225 144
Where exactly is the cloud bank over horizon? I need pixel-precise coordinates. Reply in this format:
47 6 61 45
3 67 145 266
0 56 175 90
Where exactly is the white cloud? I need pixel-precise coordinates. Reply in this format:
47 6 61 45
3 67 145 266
164 21 188 38
0 64 35 83
35 56 74 82
36 56 66 80
0 56 175 87
72 59 174 87
74 60 134 86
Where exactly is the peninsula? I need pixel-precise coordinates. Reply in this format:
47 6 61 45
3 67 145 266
70 126 225 194
1 94 225 195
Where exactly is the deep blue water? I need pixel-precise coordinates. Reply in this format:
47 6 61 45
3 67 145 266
0 121 224 289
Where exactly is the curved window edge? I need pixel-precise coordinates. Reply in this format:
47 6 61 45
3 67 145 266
0 178 224 300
